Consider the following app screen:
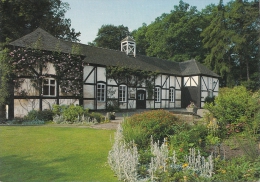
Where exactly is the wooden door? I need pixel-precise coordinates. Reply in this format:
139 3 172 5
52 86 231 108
136 90 146 109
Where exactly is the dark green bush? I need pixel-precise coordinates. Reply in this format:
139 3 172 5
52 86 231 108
24 110 38 121
37 109 53 121
89 112 105 123
204 96 215 104
122 110 180 149
24 109 53 122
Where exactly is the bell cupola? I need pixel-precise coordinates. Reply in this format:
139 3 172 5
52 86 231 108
121 36 136 57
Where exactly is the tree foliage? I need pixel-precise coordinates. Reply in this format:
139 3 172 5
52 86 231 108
92 24 130 50
132 0 209 62
201 0 259 87
0 49 12 106
0 0 81 43
0 0 81 106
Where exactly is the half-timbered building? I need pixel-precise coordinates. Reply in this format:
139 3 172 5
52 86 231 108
7 28 219 118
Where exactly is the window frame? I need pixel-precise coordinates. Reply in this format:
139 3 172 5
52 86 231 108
97 83 106 102
42 78 56 97
154 87 161 102
169 87 175 102
119 85 127 102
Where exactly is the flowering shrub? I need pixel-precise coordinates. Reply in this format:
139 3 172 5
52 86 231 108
122 110 180 149
108 125 214 181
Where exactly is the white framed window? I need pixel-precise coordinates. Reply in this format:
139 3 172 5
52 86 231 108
169 88 175 102
97 83 106 102
154 87 161 102
43 78 56 96
119 85 127 102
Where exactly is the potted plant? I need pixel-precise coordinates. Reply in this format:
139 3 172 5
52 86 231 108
186 101 198 114
106 112 116 120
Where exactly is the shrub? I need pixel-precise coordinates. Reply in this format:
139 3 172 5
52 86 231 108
89 112 105 123
24 110 38 121
52 104 68 116
62 105 86 123
205 86 259 132
122 110 180 149
24 109 53 121
37 109 53 121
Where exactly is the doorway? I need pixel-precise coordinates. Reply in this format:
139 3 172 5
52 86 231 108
136 90 146 109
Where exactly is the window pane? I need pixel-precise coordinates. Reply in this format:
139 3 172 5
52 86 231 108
97 83 106 101
50 86 55 95
44 79 49 84
50 80 55 85
43 86 49 95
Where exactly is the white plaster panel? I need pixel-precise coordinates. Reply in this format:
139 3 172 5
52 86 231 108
42 62 56 75
162 75 168 88
84 66 95 83
170 76 175 87
83 85 94 98
175 101 181 108
119 103 127 109
209 77 213 90
128 100 136 109
201 76 207 91
107 78 117 85
161 89 167 100
107 86 117 98
176 77 182 89
59 99 79 106
154 103 160 108
128 87 136 99
191 76 198 86
169 103 175 108
176 90 181 100
155 75 161 85
213 78 219 91
97 102 106 109
201 91 208 101
42 99 56 110
84 100 94 110
14 99 39 117
201 102 205 108
14 79 38 96
146 101 154 109
184 77 190 87
97 67 106 82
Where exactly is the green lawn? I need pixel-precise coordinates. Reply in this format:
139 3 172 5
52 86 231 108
0 125 118 182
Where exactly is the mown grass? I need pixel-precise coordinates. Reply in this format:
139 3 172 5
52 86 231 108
0 126 118 182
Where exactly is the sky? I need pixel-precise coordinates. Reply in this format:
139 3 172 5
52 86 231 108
64 0 229 44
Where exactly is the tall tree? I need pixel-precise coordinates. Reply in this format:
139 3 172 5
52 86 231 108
0 0 81 110
132 0 208 62
92 24 130 50
0 0 81 43
201 0 259 88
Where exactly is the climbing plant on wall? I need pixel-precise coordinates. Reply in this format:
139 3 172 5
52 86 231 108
106 66 158 99
9 48 84 96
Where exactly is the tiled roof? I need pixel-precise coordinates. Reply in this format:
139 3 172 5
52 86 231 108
9 28 219 77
